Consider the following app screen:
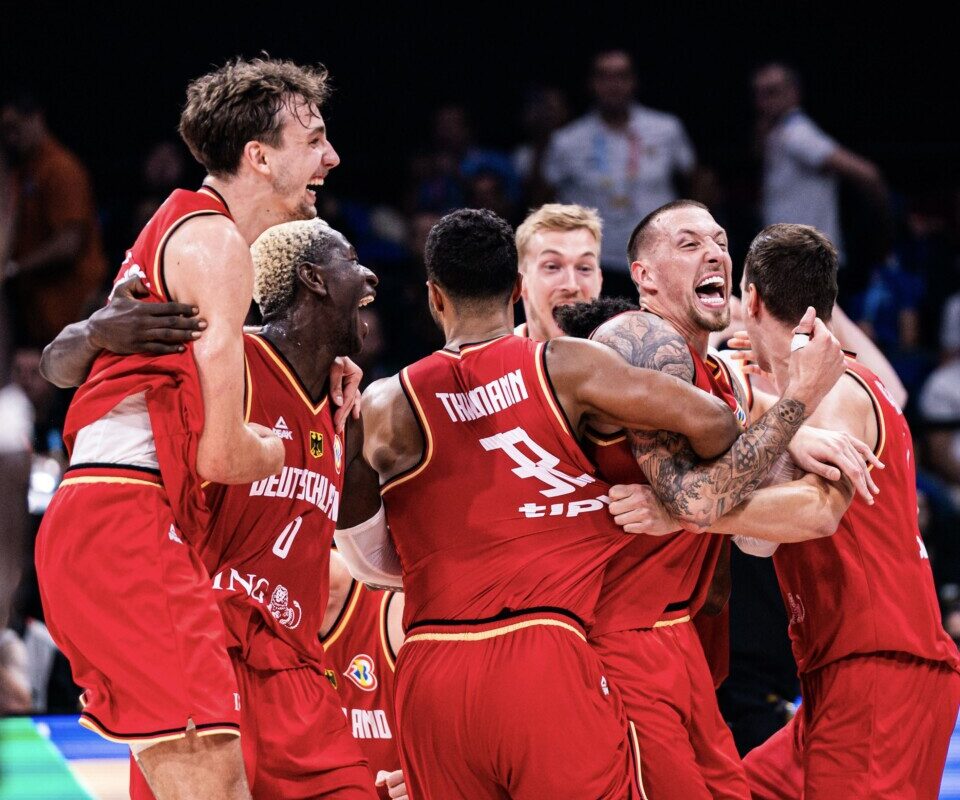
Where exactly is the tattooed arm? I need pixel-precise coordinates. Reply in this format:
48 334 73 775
591 309 843 530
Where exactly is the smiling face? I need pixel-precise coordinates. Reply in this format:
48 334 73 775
633 205 732 339
265 98 340 221
519 227 602 341
313 230 378 356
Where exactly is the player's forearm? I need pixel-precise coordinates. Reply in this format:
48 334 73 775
600 368 739 459
703 475 845 542
197 426 282 485
636 397 806 529
39 319 100 388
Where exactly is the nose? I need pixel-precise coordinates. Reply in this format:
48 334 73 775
703 239 723 263
559 266 579 292
363 265 379 288
324 139 341 170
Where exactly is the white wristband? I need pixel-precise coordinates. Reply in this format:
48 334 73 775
334 504 404 590
790 333 810 352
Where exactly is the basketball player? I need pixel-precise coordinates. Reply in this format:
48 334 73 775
514 203 603 340
323 551 406 800
553 199 878 800
33 58 340 799
47 220 383 798
341 208 844 799
721 224 960 800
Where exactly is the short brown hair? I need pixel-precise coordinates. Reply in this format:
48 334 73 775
626 199 707 262
515 203 602 266
179 57 331 177
743 223 838 324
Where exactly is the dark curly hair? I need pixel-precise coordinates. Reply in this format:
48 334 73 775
554 297 639 339
425 209 518 305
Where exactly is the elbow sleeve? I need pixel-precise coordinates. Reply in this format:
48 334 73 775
333 505 404 590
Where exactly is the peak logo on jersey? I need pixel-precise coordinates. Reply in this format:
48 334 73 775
267 584 302 629
333 434 343 475
343 654 378 691
167 524 183 544
310 431 324 458
273 416 293 440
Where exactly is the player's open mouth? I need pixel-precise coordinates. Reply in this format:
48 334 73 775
306 179 325 196
694 274 726 310
358 290 376 309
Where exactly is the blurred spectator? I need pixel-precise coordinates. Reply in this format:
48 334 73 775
513 86 570 208
544 50 696 286
919 356 960 487
753 63 888 263
409 105 519 215
130 140 189 235
0 91 107 347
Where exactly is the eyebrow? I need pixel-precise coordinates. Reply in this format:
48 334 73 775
676 228 727 239
538 248 598 258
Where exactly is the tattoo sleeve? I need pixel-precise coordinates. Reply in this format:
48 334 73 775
593 311 806 529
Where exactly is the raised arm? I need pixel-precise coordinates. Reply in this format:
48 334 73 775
39 277 204 388
546 336 739 460
164 216 283 484
588 309 844 530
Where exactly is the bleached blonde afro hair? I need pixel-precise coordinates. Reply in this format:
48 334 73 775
251 218 340 317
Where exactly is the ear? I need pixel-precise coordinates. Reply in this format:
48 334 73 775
426 280 444 314
510 273 523 304
743 282 760 318
241 140 271 177
630 259 655 295
297 262 327 298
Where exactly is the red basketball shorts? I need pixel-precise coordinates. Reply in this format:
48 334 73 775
591 612 750 800
395 609 641 800
131 658 377 799
35 467 239 744
744 652 960 800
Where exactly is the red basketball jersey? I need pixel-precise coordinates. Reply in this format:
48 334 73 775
773 356 960 674
383 335 633 630
201 333 344 671
585 345 745 637
63 186 232 542
322 581 400 798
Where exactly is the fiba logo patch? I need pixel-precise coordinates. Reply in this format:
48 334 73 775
333 434 343 475
343 654 378 691
267 584 302 629
734 402 748 429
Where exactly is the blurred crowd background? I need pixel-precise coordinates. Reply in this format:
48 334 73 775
1 4 958 755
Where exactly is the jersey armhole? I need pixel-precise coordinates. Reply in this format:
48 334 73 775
380 592 399 672
380 368 434 495
321 579 361 649
843 368 886 465
153 209 226 302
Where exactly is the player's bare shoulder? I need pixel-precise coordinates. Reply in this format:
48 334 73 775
164 214 251 303
362 374 423 481
807 370 877 447
592 310 695 382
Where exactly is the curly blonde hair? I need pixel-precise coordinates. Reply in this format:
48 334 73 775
252 218 338 317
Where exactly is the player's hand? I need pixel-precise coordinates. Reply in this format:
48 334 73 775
608 484 678 535
726 330 774 382
375 769 408 800
88 277 206 355
247 422 284 474
788 426 883 504
330 356 363 434
782 307 845 416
